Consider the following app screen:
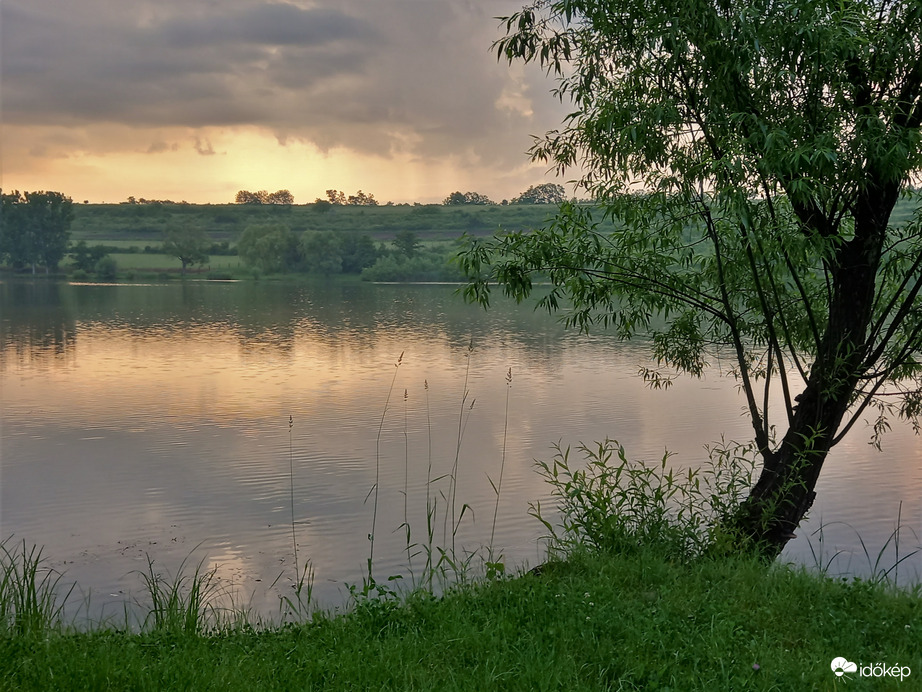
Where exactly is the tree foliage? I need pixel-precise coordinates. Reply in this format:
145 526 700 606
347 190 378 206
235 190 294 205
237 223 297 274
326 189 347 205
237 224 379 275
324 189 380 206
69 240 111 273
443 191 496 205
162 225 210 275
267 190 294 205
0 190 74 273
337 233 379 273
392 230 422 259
301 231 343 275
462 0 922 558
512 183 566 204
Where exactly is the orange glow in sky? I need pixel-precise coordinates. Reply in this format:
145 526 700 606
1 1 572 204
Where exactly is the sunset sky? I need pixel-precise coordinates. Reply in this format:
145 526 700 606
1 0 573 205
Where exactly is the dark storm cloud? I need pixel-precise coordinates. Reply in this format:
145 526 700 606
2 2 378 124
160 4 373 48
1 0 565 169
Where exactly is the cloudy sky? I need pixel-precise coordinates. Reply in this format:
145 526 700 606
1 0 573 204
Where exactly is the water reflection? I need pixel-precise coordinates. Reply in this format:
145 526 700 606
0 281 78 370
1 278 920 624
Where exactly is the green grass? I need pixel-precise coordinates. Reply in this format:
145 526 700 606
68 195 922 247
63 202 559 282
1 549 919 690
63 195 922 284
0 541 75 638
102 253 244 273
68 202 567 245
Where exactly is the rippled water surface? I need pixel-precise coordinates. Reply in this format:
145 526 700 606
2 279 920 623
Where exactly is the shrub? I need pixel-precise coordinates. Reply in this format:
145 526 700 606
531 439 756 561
94 256 118 281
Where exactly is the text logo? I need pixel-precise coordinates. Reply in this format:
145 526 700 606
831 657 911 682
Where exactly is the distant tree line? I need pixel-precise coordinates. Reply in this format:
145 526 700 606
443 183 566 206
232 184 568 208
511 183 566 204
234 223 458 280
320 189 379 206
235 189 295 205
443 191 495 205
123 197 182 205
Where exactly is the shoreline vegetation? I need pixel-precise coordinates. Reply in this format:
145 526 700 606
2 433 921 689
2 196 918 284
1 201 597 284
1 540 920 690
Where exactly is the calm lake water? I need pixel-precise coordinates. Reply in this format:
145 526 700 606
2 279 920 624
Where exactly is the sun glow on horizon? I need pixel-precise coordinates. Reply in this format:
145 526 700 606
2 126 553 205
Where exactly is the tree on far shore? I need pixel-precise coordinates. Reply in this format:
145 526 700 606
512 183 566 205
0 190 74 273
162 225 210 275
443 191 496 205
237 223 297 274
235 189 294 205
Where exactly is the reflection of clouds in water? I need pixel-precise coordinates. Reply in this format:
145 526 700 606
4 281 922 622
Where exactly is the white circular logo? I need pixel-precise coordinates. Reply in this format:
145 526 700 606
831 657 858 677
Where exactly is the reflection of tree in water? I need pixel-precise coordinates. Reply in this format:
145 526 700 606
278 281 578 360
0 279 623 368
0 280 77 370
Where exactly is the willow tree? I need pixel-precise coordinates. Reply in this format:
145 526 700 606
461 0 922 558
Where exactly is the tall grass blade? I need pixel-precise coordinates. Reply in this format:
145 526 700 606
0 538 75 636
289 413 299 585
448 340 474 554
133 551 220 635
369 351 403 581
489 367 513 553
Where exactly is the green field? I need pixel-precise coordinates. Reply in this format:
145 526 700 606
59 201 569 281
40 194 922 282
69 202 565 245
104 253 244 273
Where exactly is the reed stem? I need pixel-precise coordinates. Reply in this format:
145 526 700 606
370 351 403 580
490 367 513 551
289 414 299 583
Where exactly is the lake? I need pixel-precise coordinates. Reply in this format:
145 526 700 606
2 279 920 624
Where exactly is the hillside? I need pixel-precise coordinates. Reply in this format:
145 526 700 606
68 202 567 245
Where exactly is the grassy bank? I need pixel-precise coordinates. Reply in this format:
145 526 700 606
1 548 919 690
3 436 920 689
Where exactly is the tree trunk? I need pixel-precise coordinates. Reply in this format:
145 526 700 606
726 185 896 560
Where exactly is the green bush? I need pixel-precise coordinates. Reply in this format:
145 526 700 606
94 256 118 282
531 439 756 561
361 251 465 282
